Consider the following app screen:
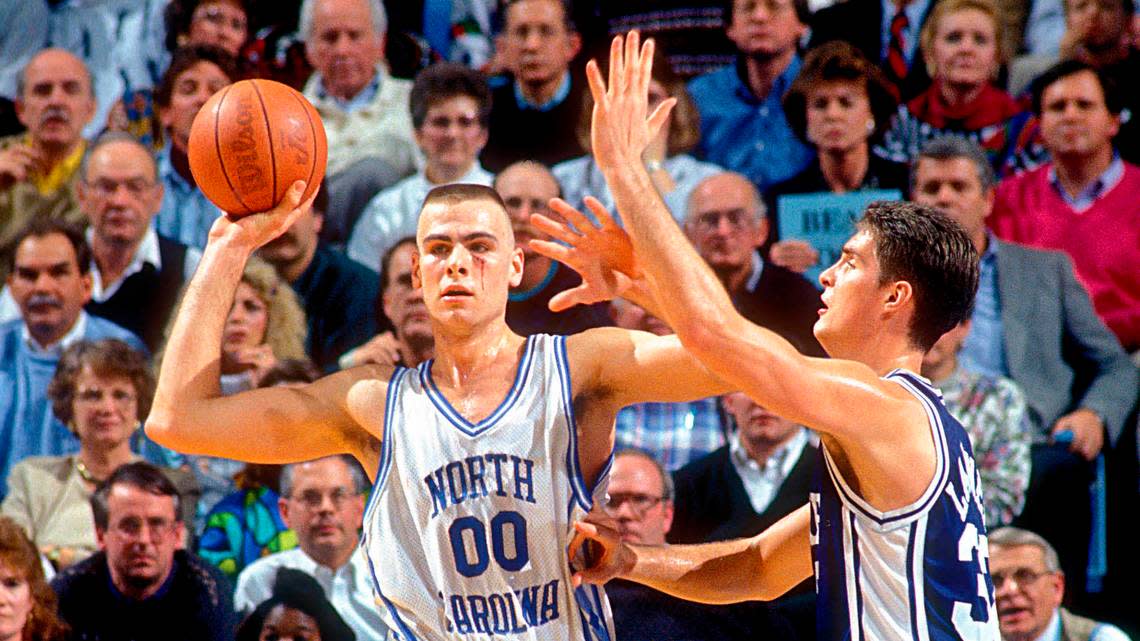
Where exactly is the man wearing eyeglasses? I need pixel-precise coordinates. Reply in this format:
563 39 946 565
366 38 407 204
603 449 795 641
989 527 1130 641
233 454 390 641
685 172 824 357
51 461 236 641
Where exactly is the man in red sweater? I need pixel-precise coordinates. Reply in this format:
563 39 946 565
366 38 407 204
990 60 1139 354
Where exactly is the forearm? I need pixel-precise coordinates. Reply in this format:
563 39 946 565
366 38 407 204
603 163 738 343
148 238 251 442
622 538 770 604
622 505 812 603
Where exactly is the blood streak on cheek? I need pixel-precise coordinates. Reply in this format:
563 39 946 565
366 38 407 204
474 256 486 291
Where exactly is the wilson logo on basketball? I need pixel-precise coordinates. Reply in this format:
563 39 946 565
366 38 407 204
284 120 310 166
230 98 268 197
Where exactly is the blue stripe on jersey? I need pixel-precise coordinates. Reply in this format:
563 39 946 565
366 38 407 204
907 523 921 640
420 335 537 436
850 511 865 641
555 335 592 512
823 373 950 528
573 585 613 641
363 366 408 528
362 538 420 641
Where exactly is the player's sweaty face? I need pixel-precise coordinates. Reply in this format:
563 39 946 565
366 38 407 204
415 200 520 323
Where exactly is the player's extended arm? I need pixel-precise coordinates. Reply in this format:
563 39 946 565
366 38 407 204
585 34 914 440
146 182 387 463
574 504 813 603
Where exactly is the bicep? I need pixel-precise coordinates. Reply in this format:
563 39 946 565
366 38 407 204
570 329 731 409
146 368 386 464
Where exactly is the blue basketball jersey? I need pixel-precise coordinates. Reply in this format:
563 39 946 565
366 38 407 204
361 334 615 641
809 369 999 641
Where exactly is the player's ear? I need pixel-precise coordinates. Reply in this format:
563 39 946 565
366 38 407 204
410 249 423 290
883 280 914 313
509 246 524 288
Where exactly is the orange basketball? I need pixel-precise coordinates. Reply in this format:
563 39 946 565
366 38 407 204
188 79 327 218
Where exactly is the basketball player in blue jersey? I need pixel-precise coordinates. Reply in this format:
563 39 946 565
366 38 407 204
550 34 1000 641
145 176 733 637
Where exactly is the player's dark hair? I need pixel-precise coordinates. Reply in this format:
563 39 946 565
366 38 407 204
856 201 979 351
1029 59 1123 116
5 218 92 277
409 62 493 130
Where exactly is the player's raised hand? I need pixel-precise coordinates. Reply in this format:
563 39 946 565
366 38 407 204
587 31 676 173
208 180 318 253
568 516 634 587
529 196 641 311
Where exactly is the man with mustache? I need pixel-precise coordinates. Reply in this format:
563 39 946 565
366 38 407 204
0 49 96 283
259 182 379 371
51 462 236 641
0 219 145 499
234 455 389 641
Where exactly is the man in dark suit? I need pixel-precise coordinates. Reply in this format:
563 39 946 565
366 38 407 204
684 172 825 356
910 136 1138 600
809 0 936 100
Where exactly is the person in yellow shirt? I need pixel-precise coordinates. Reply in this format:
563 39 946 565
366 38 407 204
0 49 96 281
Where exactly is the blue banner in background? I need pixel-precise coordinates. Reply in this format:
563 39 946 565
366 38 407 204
776 190 903 286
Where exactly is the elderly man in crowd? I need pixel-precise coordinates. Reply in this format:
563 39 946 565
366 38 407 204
0 49 95 280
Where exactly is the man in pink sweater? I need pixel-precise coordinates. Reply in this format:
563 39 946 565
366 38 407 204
990 60 1139 354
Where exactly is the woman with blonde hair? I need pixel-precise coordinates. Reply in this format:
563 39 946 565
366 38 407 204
161 256 307 530
0 517 69 641
877 0 1025 167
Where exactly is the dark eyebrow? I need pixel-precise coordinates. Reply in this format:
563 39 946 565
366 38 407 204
422 232 499 244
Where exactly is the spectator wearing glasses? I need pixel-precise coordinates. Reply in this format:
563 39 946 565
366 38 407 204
50 461 236 641
601 449 795 641
2 339 198 571
989 526 1131 641
233 454 389 641
684 172 824 357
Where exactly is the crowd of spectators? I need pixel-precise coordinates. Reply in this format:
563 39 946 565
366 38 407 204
1 0 1139 639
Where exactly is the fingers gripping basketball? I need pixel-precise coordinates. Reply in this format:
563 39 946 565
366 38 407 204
188 79 327 218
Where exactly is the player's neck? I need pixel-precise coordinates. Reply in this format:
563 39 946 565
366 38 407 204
432 321 524 382
831 336 923 377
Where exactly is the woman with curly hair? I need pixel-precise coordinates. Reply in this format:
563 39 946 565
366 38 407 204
1 341 198 570
0 517 69 641
765 40 906 274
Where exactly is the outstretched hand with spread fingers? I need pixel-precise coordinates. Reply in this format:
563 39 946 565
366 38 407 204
208 180 319 253
587 31 676 172
568 513 634 587
528 196 642 312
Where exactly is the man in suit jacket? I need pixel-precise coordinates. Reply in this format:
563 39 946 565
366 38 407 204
911 136 1138 599
809 0 936 100
684 172 825 357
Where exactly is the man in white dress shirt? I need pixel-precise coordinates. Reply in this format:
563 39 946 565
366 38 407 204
233 454 388 641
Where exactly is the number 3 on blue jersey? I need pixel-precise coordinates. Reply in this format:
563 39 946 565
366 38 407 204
449 510 531 578
952 523 998 640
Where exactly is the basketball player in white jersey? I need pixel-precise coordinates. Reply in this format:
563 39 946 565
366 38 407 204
552 34 1000 641
145 177 730 640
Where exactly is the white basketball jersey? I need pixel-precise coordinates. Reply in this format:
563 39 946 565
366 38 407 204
361 334 615 641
